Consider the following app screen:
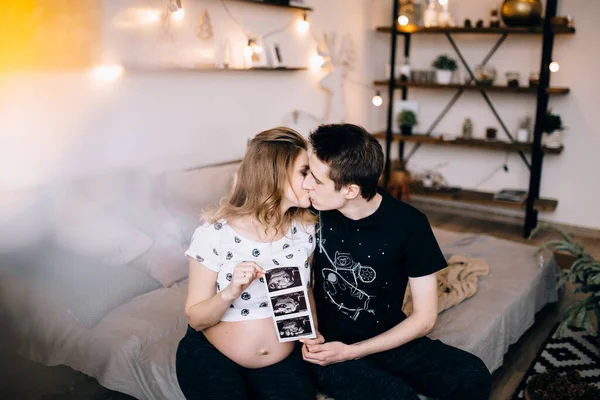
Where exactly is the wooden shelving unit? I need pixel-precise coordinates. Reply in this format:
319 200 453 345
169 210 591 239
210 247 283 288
228 0 312 11
373 80 570 95
376 26 575 35
372 133 564 155
379 0 573 237
409 184 558 213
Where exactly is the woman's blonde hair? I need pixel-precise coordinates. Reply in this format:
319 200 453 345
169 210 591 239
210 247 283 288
208 127 316 237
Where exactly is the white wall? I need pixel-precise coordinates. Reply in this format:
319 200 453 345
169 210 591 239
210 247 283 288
0 0 379 191
0 0 598 231
371 0 600 231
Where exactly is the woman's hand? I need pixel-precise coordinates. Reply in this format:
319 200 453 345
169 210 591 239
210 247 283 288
222 261 266 301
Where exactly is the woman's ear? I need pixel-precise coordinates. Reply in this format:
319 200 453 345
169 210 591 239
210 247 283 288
344 184 361 200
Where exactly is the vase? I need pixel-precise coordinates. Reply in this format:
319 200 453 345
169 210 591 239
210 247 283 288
542 130 563 148
501 0 543 27
400 125 413 135
436 70 452 85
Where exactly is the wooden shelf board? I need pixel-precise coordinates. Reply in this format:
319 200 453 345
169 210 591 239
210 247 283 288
376 26 575 35
373 133 564 155
407 184 558 212
373 80 570 95
227 0 312 11
123 66 308 73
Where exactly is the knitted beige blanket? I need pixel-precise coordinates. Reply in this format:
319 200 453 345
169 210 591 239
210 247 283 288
402 255 490 316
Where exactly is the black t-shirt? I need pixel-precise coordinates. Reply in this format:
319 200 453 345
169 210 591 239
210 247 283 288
313 188 447 344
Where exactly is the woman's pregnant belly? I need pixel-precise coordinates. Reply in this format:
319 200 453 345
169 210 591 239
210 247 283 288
204 318 294 369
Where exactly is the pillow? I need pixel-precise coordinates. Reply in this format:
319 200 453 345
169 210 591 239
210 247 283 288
128 234 189 287
53 211 154 266
9 249 162 328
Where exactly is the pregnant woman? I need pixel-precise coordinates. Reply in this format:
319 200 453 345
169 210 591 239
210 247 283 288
176 127 318 400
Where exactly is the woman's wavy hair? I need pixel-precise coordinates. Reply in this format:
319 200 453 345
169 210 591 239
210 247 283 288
208 127 316 237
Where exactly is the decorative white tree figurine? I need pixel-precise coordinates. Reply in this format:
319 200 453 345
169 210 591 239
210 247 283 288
196 9 214 41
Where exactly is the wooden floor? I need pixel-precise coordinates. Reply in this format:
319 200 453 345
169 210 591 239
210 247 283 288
1 205 598 400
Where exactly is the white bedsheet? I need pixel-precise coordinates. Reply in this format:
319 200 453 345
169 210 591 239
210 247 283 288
0 229 558 399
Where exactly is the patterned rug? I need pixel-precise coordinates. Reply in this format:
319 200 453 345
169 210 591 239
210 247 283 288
512 324 600 399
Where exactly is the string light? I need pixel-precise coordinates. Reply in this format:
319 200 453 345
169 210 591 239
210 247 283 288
311 54 325 69
297 12 310 34
372 91 383 107
549 61 560 72
438 0 448 5
398 15 409 26
90 65 124 83
169 0 184 21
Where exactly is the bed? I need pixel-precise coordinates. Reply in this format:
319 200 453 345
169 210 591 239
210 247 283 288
0 162 558 400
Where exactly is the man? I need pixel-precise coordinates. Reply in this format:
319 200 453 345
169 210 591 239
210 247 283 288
300 124 491 400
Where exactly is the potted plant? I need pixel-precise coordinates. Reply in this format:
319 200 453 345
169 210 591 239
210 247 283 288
530 224 600 345
541 110 565 149
397 110 418 135
432 54 458 85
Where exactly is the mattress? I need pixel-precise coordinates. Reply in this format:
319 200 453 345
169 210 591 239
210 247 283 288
1 229 558 399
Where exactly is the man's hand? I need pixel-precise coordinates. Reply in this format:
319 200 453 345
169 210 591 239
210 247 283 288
302 340 357 366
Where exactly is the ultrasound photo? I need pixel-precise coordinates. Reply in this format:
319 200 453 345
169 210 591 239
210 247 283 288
270 291 308 317
265 266 302 293
276 315 313 340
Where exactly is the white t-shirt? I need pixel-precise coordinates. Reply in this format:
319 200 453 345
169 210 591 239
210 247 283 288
185 219 316 321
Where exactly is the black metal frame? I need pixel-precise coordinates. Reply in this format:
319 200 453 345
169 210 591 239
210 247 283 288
383 0 560 238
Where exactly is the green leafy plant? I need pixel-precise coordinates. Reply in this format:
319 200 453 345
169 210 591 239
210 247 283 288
530 224 600 340
397 110 418 127
432 54 458 71
542 110 564 135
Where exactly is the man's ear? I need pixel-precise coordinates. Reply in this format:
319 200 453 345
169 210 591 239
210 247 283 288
344 184 361 200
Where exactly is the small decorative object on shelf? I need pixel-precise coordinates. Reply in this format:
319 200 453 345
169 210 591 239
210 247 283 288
501 0 542 27
489 8 500 28
423 0 438 28
397 0 418 27
494 189 527 203
517 116 531 143
529 72 540 87
438 2 453 27
196 9 214 41
551 15 573 28
432 54 457 85
505 71 520 87
400 57 411 82
474 64 497 85
475 19 484 28
542 110 565 149
397 109 418 135
486 127 498 140
462 118 473 139
464 18 472 28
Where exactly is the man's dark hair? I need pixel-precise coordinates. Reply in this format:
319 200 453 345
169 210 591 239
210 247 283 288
309 124 384 201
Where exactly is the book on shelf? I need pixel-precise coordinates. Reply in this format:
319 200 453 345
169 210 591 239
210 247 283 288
493 189 528 203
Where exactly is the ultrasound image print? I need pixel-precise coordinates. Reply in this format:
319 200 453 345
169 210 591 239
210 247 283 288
265 267 302 293
276 316 313 339
270 291 308 316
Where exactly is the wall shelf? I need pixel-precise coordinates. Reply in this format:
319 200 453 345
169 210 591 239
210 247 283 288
409 184 558 213
123 66 308 73
376 26 575 35
228 0 312 11
373 80 570 95
373 133 564 154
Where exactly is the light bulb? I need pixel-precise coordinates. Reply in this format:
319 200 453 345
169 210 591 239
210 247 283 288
90 64 124 83
172 8 185 20
398 15 409 26
438 0 448 5
244 45 254 58
372 92 383 107
297 14 310 34
311 54 325 69
549 61 560 72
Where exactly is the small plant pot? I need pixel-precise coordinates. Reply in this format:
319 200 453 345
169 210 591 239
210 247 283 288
400 125 414 135
542 130 563 148
436 70 453 85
